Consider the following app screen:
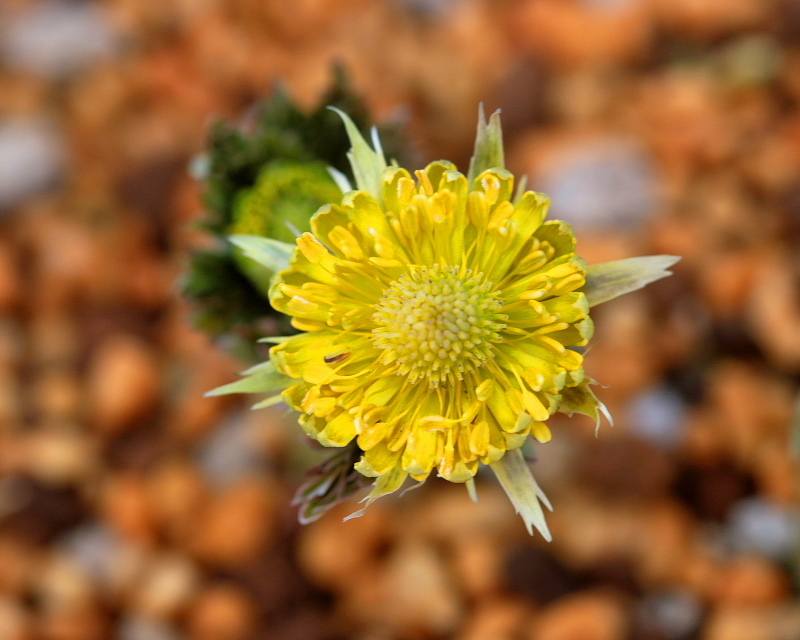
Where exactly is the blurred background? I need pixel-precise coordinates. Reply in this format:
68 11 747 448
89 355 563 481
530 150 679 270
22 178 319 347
1 0 800 639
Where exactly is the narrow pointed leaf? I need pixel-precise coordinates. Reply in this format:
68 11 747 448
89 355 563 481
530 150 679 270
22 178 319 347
344 466 407 521
490 448 552 540
251 394 286 409
257 335 295 345
328 107 386 201
468 104 505 184
465 478 479 503
205 360 293 397
327 166 352 193
229 234 295 274
584 255 680 307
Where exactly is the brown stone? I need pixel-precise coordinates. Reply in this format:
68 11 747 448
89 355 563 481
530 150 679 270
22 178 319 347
133 555 199 620
526 590 628 640
146 461 207 543
0 536 42 597
0 243 19 313
461 599 530 640
298 500 391 591
373 541 462 636
191 478 279 567
451 534 504 598
748 254 800 372
32 370 82 422
0 597 34 640
37 606 109 640
87 334 161 435
714 557 790 607
186 584 258 640
25 428 96 485
101 473 158 547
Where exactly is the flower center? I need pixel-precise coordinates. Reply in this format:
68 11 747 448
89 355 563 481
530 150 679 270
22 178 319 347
372 265 506 387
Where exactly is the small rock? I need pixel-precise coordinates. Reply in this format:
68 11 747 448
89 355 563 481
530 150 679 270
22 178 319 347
191 478 280 567
451 534 504 598
35 553 96 613
38 604 109 640
0 597 33 640
535 137 658 230
714 556 790 607
146 461 207 543
527 590 628 640
727 498 799 559
626 385 687 450
186 584 258 640
634 591 703 640
197 411 264 488
298 500 392 591
118 617 180 640
460 599 530 640
0 121 63 209
25 428 95 485
32 370 82 422
380 542 462 636
87 335 161 435
100 473 158 547
133 555 199 620
2 1 119 77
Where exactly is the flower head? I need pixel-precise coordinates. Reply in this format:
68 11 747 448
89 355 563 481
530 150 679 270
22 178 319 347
270 161 595 489
211 107 679 537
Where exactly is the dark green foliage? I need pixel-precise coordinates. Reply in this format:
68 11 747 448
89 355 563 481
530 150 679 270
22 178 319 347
184 67 407 355
202 67 376 234
293 442 370 524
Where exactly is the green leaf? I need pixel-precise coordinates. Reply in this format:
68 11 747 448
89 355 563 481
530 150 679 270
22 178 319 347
257 335 295 344
228 234 295 274
468 104 505 184
584 255 680 307
559 383 613 434
490 448 552 540
328 106 387 202
251 394 285 409
344 465 408 522
205 360 293 397
294 442 370 525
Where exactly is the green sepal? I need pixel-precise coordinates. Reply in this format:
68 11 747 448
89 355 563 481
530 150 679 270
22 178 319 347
468 104 505 185
583 255 680 307
344 465 408 522
328 107 387 203
465 478 479 503
251 394 285 410
205 359 293 397
559 383 613 434
228 234 295 276
490 448 552 540
294 442 371 525
258 335 295 344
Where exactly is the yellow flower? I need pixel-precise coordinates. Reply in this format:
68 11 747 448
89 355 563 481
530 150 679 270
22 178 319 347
270 163 593 483
212 107 679 536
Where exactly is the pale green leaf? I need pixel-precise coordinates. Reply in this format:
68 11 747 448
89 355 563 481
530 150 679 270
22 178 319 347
584 255 680 307
205 360 293 397
344 465 407 521
468 104 505 184
490 448 552 540
559 383 613 435
229 234 295 274
465 478 479 503
327 166 352 193
251 394 285 410
328 107 387 202
257 335 295 345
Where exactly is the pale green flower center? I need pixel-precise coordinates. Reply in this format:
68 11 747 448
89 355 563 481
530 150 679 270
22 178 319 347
371 265 506 387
